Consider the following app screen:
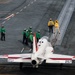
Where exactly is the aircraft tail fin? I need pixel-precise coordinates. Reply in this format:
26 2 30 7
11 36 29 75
33 33 38 53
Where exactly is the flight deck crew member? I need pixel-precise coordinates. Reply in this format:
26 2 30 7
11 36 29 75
29 32 33 48
28 26 32 35
48 18 54 33
36 30 41 42
25 30 29 45
22 28 26 44
0 25 6 41
54 20 60 34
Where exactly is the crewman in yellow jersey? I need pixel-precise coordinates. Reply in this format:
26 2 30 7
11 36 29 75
48 18 54 33
54 20 60 34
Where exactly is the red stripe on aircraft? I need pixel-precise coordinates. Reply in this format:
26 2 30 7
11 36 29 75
8 57 31 60
73 56 75 58
8 57 20 59
50 58 72 60
23 58 31 59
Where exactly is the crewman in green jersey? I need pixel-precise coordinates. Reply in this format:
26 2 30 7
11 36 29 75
29 32 33 48
0 25 6 41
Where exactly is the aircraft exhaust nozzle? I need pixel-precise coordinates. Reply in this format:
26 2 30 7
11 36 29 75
31 59 40 66
31 60 37 65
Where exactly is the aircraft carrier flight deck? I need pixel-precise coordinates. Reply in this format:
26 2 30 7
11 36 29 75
0 0 75 75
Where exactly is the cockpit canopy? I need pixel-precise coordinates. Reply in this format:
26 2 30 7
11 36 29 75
37 36 49 48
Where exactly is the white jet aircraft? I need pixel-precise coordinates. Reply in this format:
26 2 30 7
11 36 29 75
0 33 75 69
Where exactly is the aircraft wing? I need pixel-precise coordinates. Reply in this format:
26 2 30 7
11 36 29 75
0 53 32 63
45 54 75 64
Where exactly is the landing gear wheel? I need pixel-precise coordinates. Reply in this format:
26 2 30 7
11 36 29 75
60 64 63 70
20 63 23 70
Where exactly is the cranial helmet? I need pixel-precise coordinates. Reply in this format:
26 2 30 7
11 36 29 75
38 30 40 32
50 18 52 21
1 25 4 28
29 26 32 29
24 28 26 31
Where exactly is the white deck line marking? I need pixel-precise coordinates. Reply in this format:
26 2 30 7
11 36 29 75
31 1 33 4
5 14 14 20
28 3 30 6
34 0 36 2
2 21 6 24
20 9 23 12
24 6 26 9
2 0 36 24
16 12 19 14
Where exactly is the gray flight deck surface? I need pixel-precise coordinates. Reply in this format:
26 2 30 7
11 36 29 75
61 10 75 55
0 0 65 54
55 9 75 56
0 0 75 75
